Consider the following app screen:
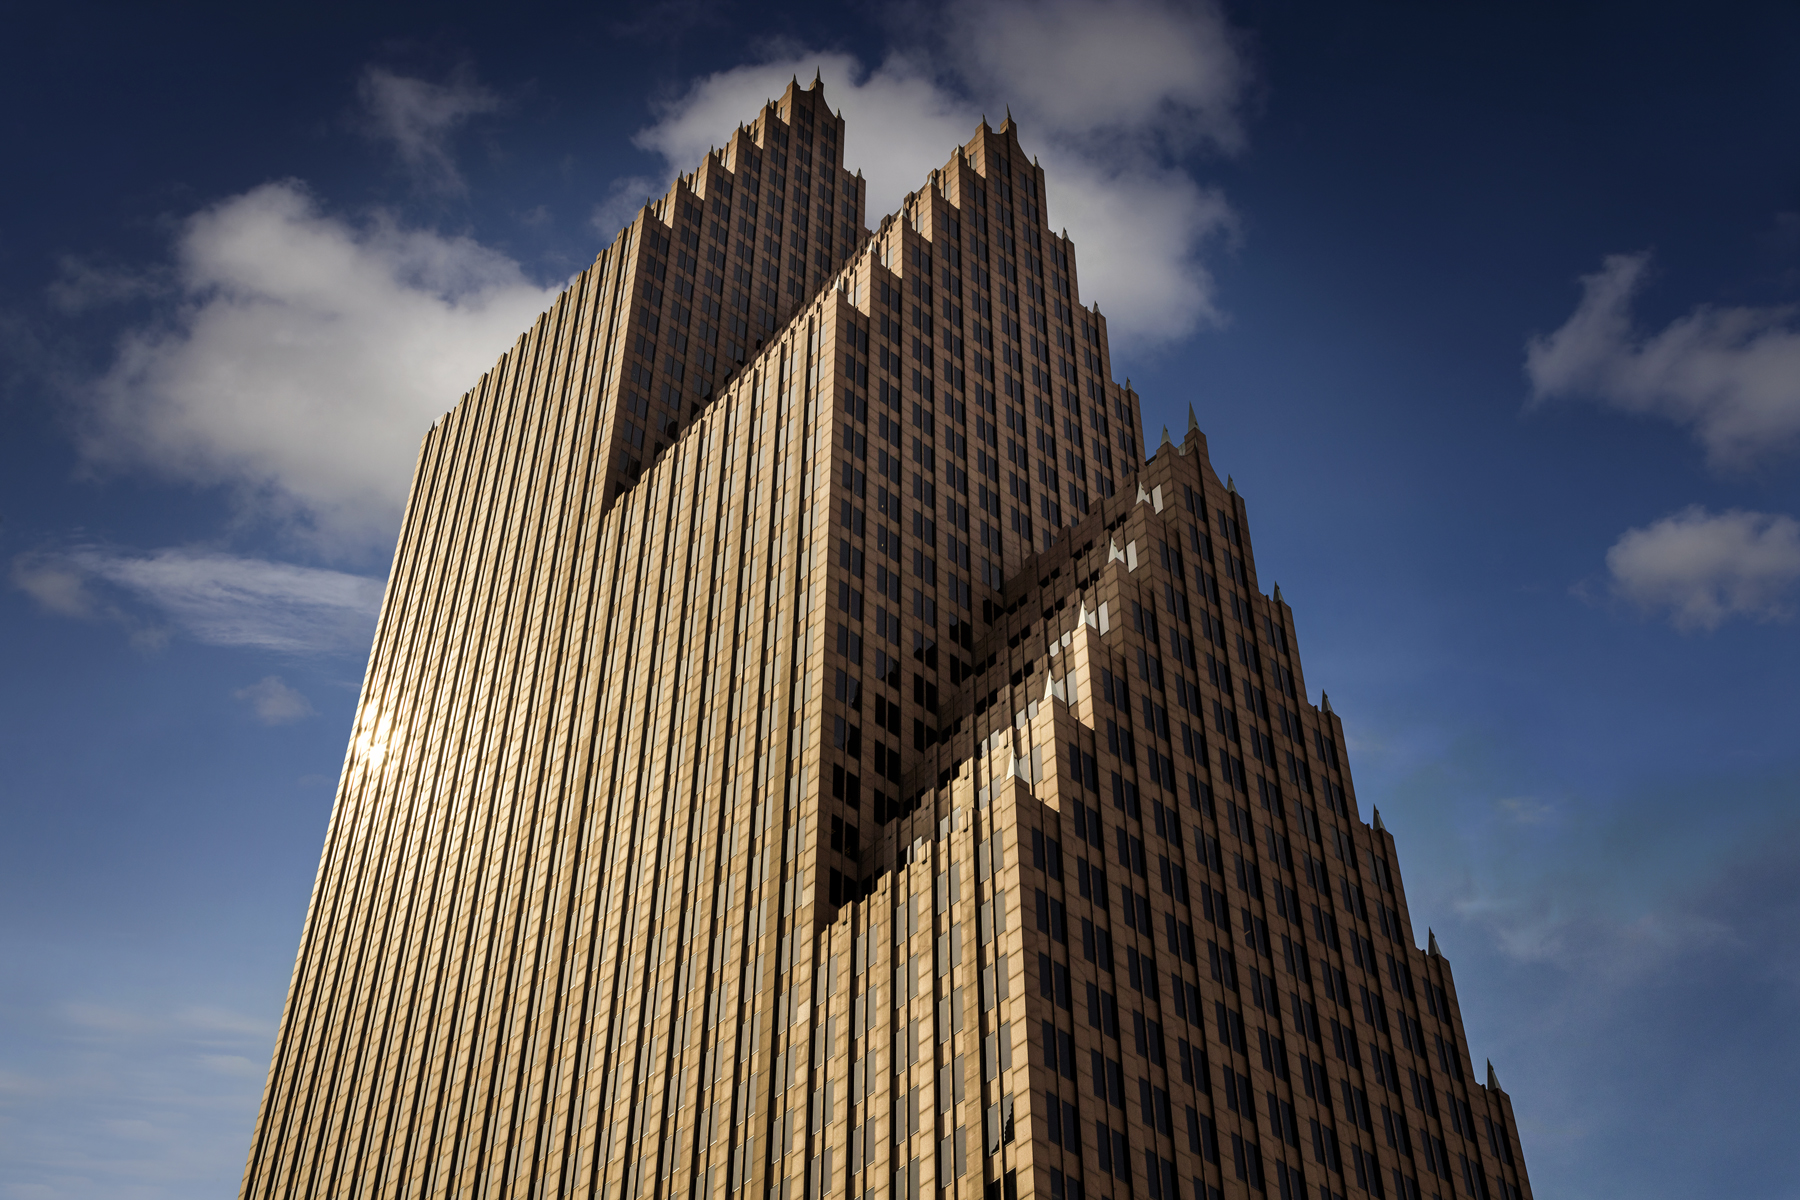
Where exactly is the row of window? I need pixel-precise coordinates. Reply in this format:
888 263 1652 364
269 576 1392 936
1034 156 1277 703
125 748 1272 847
1024 979 1510 1200
1020 790 1470 1140
1032 1066 1516 1200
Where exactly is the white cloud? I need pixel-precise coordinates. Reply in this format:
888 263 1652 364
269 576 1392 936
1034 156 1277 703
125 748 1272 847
12 545 383 655
946 0 1247 153
233 675 316 724
1604 506 1800 631
11 555 99 619
632 0 1248 348
356 66 500 193
76 180 565 552
1526 251 1800 466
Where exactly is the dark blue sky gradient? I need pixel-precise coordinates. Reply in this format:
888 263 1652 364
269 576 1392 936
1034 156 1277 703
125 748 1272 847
2 3 1798 1197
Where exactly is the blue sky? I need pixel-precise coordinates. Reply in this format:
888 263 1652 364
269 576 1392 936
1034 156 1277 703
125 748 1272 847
2 2 1798 1196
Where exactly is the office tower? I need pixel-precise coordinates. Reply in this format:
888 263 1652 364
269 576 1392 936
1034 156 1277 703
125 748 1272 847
241 76 1533 1200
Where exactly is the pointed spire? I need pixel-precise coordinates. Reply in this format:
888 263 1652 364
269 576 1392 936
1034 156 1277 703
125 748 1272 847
1159 425 1172 449
1428 928 1441 957
813 66 822 85
1273 582 1283 603
1321 692 1332 713
1187 404 1200 435
1226 475 1236 493
1372 807 1386 832
1487 1061 1501 1090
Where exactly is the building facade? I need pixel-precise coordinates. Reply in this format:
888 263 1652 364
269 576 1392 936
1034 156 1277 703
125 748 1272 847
241 77 1533 1200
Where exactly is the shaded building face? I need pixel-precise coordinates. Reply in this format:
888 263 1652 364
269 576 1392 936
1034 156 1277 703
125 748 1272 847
240 77 1533 1200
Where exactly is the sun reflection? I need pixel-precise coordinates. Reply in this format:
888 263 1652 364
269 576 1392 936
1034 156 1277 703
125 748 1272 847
352 707 400 768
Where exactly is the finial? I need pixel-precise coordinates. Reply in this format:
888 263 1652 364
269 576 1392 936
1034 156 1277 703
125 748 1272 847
814 66 822 85
1372 807 1386 832
1187 403 1199 434
1428 928 1441 957
1321 692 1332 713
1160 425 1172 449
1487 1061 1501 1090
1273 582 1283 602
1226 475 1236 493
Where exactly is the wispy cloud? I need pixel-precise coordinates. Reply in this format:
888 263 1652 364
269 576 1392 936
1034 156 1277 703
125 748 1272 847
1526 251 1800 467
12 545 383 655
1466 890 1735 980
72 180 565 552
1447 821 1800 1192
1602 506 1800 631
0 1001 272 1199
1495 796 1556 825
46 255 170 314
233 675 317 724
356 65 501 194
632 0 1250 349
589 174 659 240
609 0 732 41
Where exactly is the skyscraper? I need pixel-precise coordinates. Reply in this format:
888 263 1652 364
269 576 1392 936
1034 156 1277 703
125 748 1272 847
241 76 1533 1200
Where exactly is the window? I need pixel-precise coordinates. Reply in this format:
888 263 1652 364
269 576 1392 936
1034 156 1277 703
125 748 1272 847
1030 828 1064 880
1308 1120 1341 1173
1231 1134 1264 1189
1086 986 1119 1038
1300 1056 1330 1104
1132 1010 1165 1064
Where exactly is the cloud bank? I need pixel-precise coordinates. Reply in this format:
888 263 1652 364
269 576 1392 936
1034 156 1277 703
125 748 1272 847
1526 251 1800 467
12 545 384 654
632 0 1247 347
1604 506 1800 631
